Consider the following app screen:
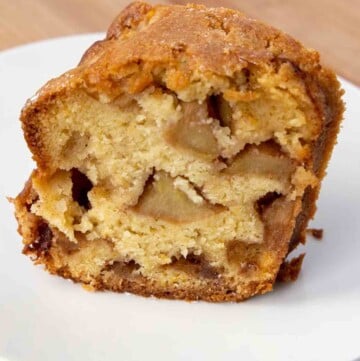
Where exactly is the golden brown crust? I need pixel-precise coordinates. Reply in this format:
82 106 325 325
287 66 344 252
14 2 344 301
106 1 154 40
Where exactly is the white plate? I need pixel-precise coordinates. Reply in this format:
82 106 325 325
0 34 359 361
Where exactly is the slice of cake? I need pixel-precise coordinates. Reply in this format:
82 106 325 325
13 2 344 301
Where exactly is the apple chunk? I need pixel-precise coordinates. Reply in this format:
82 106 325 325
224 143 296 182
133 171 223 223
164 101 219 156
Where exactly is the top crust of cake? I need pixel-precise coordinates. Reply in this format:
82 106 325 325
22 1 343 176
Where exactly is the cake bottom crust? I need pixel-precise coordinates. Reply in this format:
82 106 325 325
56 262 274 302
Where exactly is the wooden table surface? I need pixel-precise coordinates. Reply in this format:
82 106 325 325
0 0 359 85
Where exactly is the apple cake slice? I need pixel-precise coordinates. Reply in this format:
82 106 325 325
13 2 344 301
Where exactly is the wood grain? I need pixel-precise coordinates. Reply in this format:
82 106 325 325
0 0 359 85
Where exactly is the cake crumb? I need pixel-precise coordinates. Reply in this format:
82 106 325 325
277 253 305 282
82 284 96 292
307 228 323 240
